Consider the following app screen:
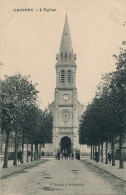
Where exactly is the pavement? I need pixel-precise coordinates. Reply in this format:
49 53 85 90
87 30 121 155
1 157 125 195
0 157 49 179
81 158 126 182
0 156 126 182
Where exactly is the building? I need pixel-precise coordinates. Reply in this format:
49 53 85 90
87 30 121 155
48 15 85 156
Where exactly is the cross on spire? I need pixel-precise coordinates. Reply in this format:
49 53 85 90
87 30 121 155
66 0 67 14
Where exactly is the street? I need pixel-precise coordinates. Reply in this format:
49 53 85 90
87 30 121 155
1 158 125 195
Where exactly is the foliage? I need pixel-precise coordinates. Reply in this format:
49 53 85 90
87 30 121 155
23 106 53 145
79 44 126 146
1 74 38 136
1 73 53 167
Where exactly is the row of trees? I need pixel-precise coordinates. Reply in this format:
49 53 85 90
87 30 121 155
79 44 126 168
1 74 53 168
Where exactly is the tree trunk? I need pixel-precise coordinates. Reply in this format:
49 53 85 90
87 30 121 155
34 143 38 160
93 145 95 160
36 143 39 160
39 144 41 159
95 145 97 152
111 139 115 166
3 133 10 168
90 145 93 159
119 133 124 169
98 144 100 161
31 144 33 161
101 142 103 163
13 131 18 165
94 145 97 162
21 131 24 164
105 140 108 164
27 143 28 162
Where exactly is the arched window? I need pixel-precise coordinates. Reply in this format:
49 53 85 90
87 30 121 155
70 53 71 60
64 52 67 62
61 53 63 61
67 70 72 83
61 70 65 83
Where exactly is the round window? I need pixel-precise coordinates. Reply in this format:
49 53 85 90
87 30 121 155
61 110 71 122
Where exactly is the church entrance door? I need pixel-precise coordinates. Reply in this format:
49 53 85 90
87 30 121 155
60 136 71 158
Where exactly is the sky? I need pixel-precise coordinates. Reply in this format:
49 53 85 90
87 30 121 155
1 0 126 109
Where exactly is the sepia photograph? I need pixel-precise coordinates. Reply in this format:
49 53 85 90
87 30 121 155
0 0 126 194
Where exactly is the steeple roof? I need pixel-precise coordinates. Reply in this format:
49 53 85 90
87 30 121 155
56 15 76 66
60 14 73 52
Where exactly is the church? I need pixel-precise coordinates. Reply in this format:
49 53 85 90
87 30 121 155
46 15 86 156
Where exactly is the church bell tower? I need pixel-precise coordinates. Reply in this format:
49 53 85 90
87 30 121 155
49 15 83 155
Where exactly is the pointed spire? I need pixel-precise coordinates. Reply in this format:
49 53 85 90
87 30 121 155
56 15 76 66
60 15 73 52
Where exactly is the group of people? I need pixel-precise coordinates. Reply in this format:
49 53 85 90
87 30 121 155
94 151 112 163
17 150 31 163
55 150 80 160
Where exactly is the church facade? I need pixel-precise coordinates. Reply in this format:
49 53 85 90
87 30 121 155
48 15 84 155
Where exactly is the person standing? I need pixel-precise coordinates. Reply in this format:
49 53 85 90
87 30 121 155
108 152 112 163
57 150 60 160
95 152 99 163
71 152 74 160
42 151 44 156
17 150 22 162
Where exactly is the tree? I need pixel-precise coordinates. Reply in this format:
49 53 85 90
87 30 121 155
19 105 53 161
1 74 38 168
31 108 53 160
112 46 126 168
79 44 126 168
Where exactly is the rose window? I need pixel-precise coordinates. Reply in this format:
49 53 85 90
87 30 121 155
61 110 71 122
